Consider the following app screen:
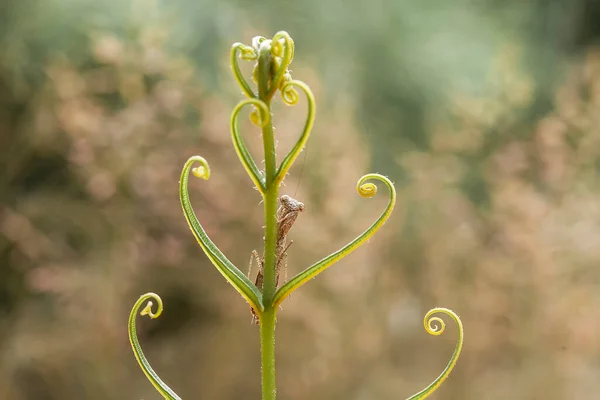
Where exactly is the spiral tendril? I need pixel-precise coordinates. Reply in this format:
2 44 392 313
271 38 284 58
191 164 210 180
274 173 396 307
249 108 261 126
179 156 263 312
274 80 316 187
239 46 257 61
128 293 181 400
267 31 295 99
230 43 256 99
272 32 294 63
234 98 270 128
406 308 464 400
357 182 377 198
280 81 299 105
425 316 445 335
230 99 270 193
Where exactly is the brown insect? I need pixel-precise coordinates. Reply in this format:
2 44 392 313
250 195 304 324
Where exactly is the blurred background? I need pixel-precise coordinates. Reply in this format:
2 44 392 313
1 0 600 399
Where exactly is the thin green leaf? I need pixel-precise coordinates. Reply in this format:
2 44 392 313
266 31 294 99
273 80 315 187
128 293 182 400
274 173 395 308
406 308 464 399
180 156 263 313
230 43 256 99
230 99 269 194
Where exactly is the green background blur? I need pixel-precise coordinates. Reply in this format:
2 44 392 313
2 0 600 399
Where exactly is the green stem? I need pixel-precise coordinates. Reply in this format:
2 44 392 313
258 38 278 306
260 183 278 400
260 308 277 400
257 39 278 400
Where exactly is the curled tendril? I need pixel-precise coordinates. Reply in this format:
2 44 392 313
267 31 294 99
249 105 269 127
192 163 210 180
239 46 257 61
128 293 181 400
230 99 270 193
272 31 294 64
230 43 256 99
426 316 445 335
271 38 284 58
406 308 464 400
358 181 377 198
273 80 315 187
274 173 396 308
180 156 263 313
280 79 299 105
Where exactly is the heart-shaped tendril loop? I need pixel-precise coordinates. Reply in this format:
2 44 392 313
128 293 182 400
230 42 257 99
267 31 294 99
273 80 315 187
179 156 263 312
274 173 396 308
406 308 464 400
230 99 270 193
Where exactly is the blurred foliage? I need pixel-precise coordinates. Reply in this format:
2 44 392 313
1 0 600 399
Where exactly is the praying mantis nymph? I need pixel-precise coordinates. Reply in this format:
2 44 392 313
249 195 304 324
